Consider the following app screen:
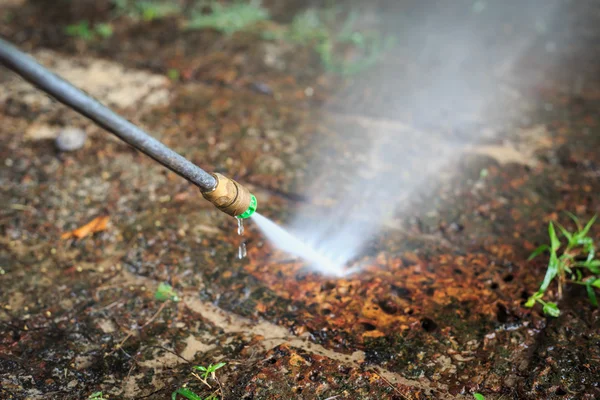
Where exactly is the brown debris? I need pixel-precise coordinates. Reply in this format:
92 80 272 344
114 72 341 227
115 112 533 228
60 215 110 239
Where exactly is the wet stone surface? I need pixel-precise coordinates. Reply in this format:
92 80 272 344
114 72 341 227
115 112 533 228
2 1 600 399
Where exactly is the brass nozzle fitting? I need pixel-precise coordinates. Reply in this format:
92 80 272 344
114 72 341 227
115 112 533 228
201 173 256 218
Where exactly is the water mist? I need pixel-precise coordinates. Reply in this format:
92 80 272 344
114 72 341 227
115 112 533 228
253 0 565 277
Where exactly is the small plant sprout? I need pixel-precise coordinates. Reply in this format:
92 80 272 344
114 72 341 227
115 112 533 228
155 282 180 302
526 213 599 317
65 21 114 41
473 394 485 400
94 23 114 39
193 362 226 381
88 392 107 400
172 362 226 400
65 21 94 41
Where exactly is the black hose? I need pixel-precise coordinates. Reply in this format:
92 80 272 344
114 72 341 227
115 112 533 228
0 37 217 191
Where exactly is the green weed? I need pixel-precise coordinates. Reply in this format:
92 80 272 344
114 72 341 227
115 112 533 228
285 8 328 44
65 21 113 41
155 282 180 302
104 1 391 76
265 7 396 76
95 23 114 38
172 388 203 400
172 362 226 400
526 213 599 317
186 1 269 35
113 0 182 21
317 30 396 75
88 392 107 400
193 362 226 380
65 21 93 41
318 9 396 75
473 394 485 400
67 2 177 41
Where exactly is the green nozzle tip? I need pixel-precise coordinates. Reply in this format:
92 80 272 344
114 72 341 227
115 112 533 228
237 194 257 219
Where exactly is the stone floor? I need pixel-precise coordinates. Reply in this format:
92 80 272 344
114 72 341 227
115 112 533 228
1 1 599 399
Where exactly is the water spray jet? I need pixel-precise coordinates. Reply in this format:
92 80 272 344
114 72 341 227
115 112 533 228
250 213 358 277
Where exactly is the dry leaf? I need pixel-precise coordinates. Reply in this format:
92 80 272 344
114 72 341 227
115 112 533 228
61 216 110 239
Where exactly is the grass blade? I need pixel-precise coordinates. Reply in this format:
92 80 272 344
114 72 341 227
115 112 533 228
542 301 560 317
576 260 600 274
172 388 202 400
549 222 561 252
539 251 559 292
555 222 573 244
580 214 597 237
564 210 582 230
213 362 226 370
528 244 549 261
525 290 543 308
524 296 536 308
585 243 595 262
585 282 598 307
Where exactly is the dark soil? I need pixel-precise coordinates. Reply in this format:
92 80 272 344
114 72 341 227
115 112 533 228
1 1 599 399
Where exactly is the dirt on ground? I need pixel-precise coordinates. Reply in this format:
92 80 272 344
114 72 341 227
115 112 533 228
1 1 599 399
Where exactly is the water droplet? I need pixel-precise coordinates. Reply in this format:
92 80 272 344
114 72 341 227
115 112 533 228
236 217 244 235
238 242 247 259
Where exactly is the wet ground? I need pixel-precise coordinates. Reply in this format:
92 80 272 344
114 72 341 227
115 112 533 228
1 1 600 399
